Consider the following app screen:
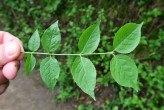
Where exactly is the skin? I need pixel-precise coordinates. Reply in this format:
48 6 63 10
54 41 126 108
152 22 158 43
0 31 24 95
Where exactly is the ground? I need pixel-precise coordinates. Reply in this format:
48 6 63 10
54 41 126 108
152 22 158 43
0 61 74 110
0 61 116 110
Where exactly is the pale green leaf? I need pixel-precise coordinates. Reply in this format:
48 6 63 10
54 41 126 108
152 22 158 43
110 55 138 91
78 23 100 54
40 57 60 93
113 22 143 53
41 21 61 52
25 54 36 77
72 57 97 100
28 29 40 51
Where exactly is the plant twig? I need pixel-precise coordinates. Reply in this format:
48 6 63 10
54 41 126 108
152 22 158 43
22 51 114 56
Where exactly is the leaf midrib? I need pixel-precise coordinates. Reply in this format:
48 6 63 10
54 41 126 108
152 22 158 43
31 31 38 51
80 57 93 95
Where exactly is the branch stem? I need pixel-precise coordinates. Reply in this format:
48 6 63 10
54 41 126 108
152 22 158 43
22 51 114 56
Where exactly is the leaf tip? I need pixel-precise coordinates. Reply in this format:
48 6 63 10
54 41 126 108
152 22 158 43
91 95 96 101
50 85 55 94
50 89 54 94
90 92 96 101
96 20 101 25
139 22 144 27
26 73 29 78
133 84 139 92
93 96 96 101
56 20 59 24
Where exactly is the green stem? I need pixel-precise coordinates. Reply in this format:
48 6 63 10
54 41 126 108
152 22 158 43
22 51 114 56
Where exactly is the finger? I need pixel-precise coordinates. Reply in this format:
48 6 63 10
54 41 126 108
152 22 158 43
0 31 14 44
0 81 9 95
12 37 25 60
2 61 19 80
17 53 25 61
0 69 8 84
0 42 21 66
0 31 24 61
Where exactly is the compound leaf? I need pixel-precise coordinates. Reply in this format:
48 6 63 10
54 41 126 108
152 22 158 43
78 23 100 54
72 57 97 100
28 29 40 51
25 54 36 77
40 57 60 93
113 23 143 53
110 55 138 91
41 21 61 52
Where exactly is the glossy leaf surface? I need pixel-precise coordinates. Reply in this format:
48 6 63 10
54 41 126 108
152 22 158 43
28 29 40 51
78 23 100 54
72 57 97 100
113 23 143 53
40 57 60 93
110 55 138 91
41 21 61 52
25 54 36 77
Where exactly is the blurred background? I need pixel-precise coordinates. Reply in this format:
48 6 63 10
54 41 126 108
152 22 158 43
0 0 164 110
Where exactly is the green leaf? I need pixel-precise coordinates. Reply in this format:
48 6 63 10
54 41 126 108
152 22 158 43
28 29 40 51
41 21 61 52
113 22 143 53
25 54 36 77
40 57 60 93
78 23 100 54
72 57 96 100
110 55 138 91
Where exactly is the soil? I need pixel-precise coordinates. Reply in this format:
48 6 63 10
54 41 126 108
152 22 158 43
0 61 117 110
0 61 74 110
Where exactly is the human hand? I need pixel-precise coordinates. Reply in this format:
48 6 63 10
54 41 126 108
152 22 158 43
0 31 24 94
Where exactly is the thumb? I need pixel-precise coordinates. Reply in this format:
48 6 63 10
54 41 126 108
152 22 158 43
0 42 21 66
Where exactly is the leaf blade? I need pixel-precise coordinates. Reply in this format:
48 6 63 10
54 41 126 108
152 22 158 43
28 29 40 51
40 57 60 93
113 23 143 53
78 23 100 54
72 57 97 100
25 54 36 77
110 55 138 91
41 21 61 52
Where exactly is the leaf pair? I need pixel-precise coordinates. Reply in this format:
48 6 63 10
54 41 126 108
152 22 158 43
72 22 143 100
25 21 61 93
110 23 143 91
25 30 40 77
72 23 100 100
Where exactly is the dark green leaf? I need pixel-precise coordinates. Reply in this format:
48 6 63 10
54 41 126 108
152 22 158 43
78 23 100 54
28 29 40 51
110 55 138 91
72 57 96 100
113 23 143 53
25 54 36 77
41 21 61 52
40 57 60 93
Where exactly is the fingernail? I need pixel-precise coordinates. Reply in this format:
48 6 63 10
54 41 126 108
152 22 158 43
5 42 20 59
